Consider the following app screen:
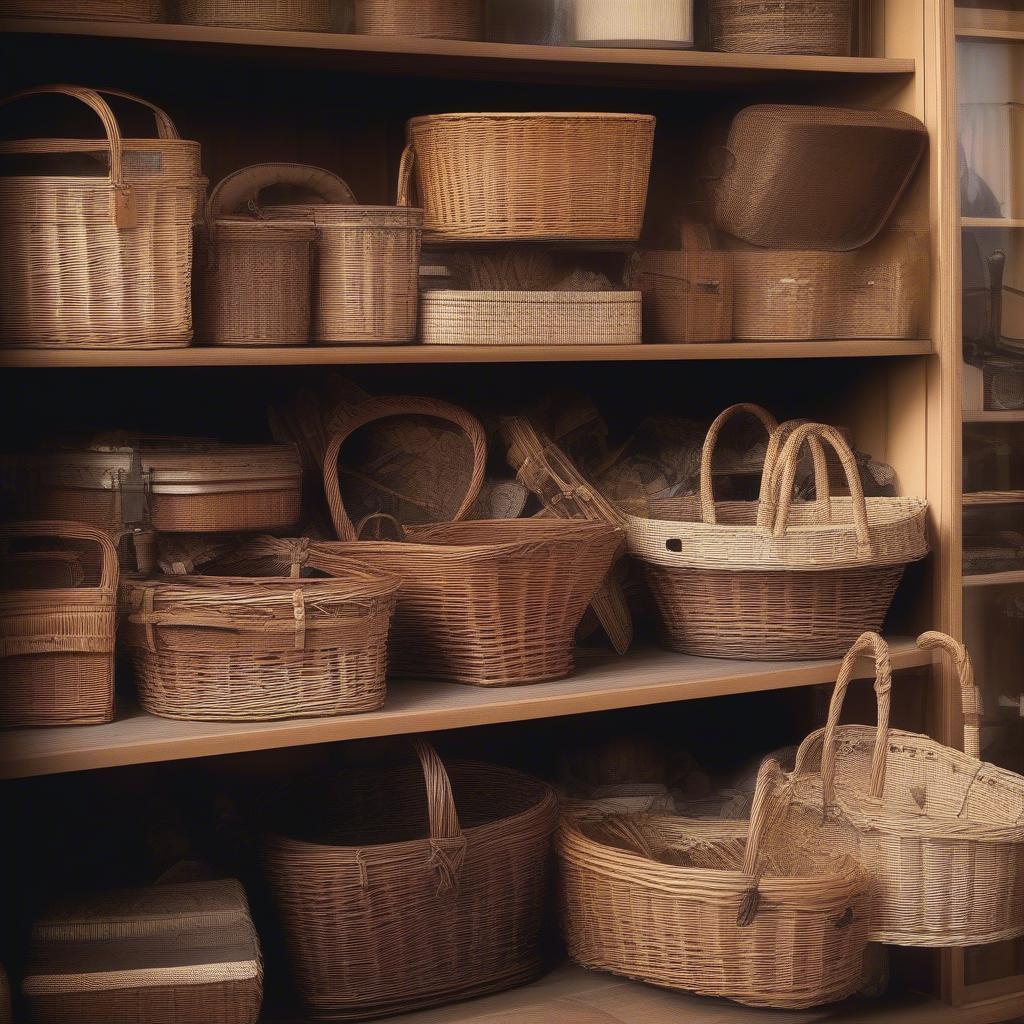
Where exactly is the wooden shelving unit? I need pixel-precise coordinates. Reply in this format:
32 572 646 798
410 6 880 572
962 217 1024 229
963 569 1024 588
963 490 1024 506
963 410 1024 423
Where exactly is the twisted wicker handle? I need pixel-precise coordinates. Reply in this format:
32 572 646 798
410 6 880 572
412 739 467 894
323 396 487 541
355 512 407 540
737 757 789 927
0 520 118 594
397 144 415 208
917 631 983 760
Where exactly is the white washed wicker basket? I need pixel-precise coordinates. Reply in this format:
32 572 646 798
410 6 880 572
568 0 694 48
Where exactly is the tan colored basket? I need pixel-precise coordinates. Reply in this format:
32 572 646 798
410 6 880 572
120 561 398 722
709 0 854 56
177 0 331 30
266 739 558 1020
355 0 482 39
794 632 1024 947
558 758 871 1009
0 0 161 20
568 0 694 47
625 407 929 660
403 113 655 242
0 521 117 727
0 85 203 349
632 250 733 343
420 289 642 346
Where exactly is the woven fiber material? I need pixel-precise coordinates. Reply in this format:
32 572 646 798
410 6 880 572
558 758 871 1009
794 633 1024 947
121 566 398 722
266 740 558 1020
355 0 482 39
711 105 927 251
420 290 642 346
0 85 203 349
985 361 1024 410
568 0 693 47
0 521 117 727
403 113 654 242
632 250 733 343
709 0 853 56
0 1 161 19
177 0 331 30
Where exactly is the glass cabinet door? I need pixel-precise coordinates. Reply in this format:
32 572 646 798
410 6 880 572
956 0 1024 1003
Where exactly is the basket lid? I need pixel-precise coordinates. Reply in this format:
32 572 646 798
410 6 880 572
207 217 317 242
262 203 423 226
142 442 302 491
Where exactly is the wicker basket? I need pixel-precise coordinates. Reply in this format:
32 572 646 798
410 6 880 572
567 0 694 48
711 105 928 251
403 113 655 242
625 407 929 660
794 632 1024 947
985 358 1024 410
120 561 398 722
266 739 558 1020
558 758 871 1008
632 249 733 343
355 0 482 39
0 85 203 349
420 289 642 346
24 879 262 1024
709 0 854 56
0 0 161 20
0 521 117 727
177 0 331 30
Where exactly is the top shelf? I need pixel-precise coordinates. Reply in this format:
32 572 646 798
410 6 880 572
956 7 1024 43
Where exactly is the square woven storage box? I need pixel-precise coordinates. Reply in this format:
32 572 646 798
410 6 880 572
632 250 733 343
24 878 262 1024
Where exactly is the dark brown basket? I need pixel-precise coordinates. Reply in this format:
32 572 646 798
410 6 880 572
709 0 854 56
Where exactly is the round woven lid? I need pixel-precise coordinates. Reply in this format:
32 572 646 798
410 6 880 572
263 204 423 227
142 443 301 485
208 217 316 243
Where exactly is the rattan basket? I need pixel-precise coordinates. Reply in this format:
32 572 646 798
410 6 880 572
0 85 203 349
403 113 654 242
355 0 482 38
985 358 1024 411
631 249 733 343
794 632 1024 947
0 0 161 19
709 0 854 56
266 739 558 1020
121 562 398 722
625 407 929 660
177 0 331 30
567 0 694 47
0 521 117 727
558 758 871 1008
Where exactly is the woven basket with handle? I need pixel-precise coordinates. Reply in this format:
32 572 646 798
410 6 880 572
794 632 1024 947
266 739 558 1020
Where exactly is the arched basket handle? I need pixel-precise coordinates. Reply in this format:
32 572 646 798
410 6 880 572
737 757 791 927
917 632 983 761
413 739 467 894
397 144 416 209
0 519 118 595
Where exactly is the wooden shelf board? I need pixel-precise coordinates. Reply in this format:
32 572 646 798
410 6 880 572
963 490 1024 506
0 339 935 369
963 409 1024 423
963 569 1024 588
0 639 930 780
962 217 1024 229
956 8 1024 39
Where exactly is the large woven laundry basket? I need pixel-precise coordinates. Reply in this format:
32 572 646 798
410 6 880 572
177 0 331 30
266 740 558 1020
794 632 1024 947
0 85 202 348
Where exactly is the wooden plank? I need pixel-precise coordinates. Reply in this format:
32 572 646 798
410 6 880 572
0 640 931 780
956 8 1024 38
963 410 1024 423
962 218 1024 229
963 570 1024 589
963 491 1024 506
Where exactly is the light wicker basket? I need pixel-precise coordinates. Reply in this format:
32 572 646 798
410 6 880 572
0 521 117 727
266 739 558 1020
121 561 398 722
794 632 1024 947
709 0 854 56
355 0 482 39
558 758 871 1009
0 85 203 349
567 0 694 48
0 1 161 20
625 407 929 660
632 249 733 343
420 289 642 346
403 112 654 242
177 0 331 30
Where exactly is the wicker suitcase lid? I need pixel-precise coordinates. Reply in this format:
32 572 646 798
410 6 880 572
141 442 301 494
711 105 927 251
21 444 144 491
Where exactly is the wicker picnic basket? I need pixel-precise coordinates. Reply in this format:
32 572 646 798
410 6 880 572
794 632 1024 947
403 113 654 242
711 105 928 251
567 0 694 47
558 758 871 1008
0 85 203 349
355 0 482 38
0 1 161 20
0 521 117 727
708 1 854 56
120 560 398 722
625 407 929 660
177 0 331 30
23 878 262 1024
266 739 558 1020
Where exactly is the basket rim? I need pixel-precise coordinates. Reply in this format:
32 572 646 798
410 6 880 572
408 112 656 125
121 568 400 599
422 289 642 302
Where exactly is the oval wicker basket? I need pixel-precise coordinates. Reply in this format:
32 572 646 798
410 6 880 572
120 563 399 722
625 407 929 660
558 758 871 1008
632 250 734 343
0 0 161 20
177 0 331 30
266 739 558 1020
568 0 694 48
0 85 203 350
794 632 1024 947
403 112 655 242
355 0 482 39
0 521 118 728
709 0 854 56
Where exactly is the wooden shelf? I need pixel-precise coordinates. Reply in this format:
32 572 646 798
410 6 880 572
0 639 930 780
956 7 1024 43
962 217 1024 229
0 339 935 369
963 490 1024 506
964 410 1024 423
964 569 1024 588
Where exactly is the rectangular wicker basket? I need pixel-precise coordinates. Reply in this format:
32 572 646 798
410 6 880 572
632 250 733 343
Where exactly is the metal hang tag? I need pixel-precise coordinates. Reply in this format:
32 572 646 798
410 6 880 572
117 447 150 527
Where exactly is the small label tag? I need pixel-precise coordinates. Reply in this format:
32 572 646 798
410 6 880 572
113 188 138 230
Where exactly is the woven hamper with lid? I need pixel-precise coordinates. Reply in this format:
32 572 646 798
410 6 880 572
355 0 482 39
0 1 161 20
177 0 331 30
709 1 854 56
266 739 558 1020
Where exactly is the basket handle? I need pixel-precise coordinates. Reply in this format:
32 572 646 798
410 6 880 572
323 396 487 541
355 512 407 540
0 520 118 594
698 404 778 524
206 161 355 221
917 632 983 761
87 86 181 140
737 757 790 927
396 144 416 208
413 739 467 894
